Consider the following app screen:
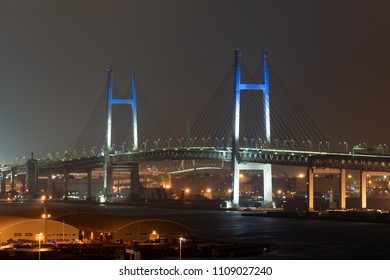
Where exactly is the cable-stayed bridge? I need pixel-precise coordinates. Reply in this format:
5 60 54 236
1 50 390 210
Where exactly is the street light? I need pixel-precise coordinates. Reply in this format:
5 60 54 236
166 138 172 148
179 237 184 260
290 139 295 150
37 232 43 260
339 141 348 153
41 195 51 244
143 140 149 149
258 138 263 148
307 140 312 151
283 140 287 149
274 139 279 149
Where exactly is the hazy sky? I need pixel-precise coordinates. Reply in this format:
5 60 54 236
0 0 389 163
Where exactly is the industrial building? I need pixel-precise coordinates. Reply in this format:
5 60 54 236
57 213 191 243
0 215 79 244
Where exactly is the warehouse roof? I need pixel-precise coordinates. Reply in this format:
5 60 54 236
55 213 191 232
0 215 39 231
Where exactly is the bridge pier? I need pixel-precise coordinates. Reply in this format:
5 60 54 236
360 171 367 209
10 168 15 194
358 171 390 209
47 175 53 196
0 172 6 198
129 164 143 198
236 162 273 207
307 168 314 211
105 165 113 198
87 169 92 200
307 167 347 212
26 159 38 196
20 176 26 194
63 170 69 199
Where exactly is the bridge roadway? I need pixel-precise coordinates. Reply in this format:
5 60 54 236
2 147 390 210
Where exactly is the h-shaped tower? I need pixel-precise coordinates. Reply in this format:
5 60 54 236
231 50 273 207
103 70 138 196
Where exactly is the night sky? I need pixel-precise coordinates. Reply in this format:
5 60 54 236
0 1 389 163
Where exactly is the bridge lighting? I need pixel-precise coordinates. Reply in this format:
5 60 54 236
258 138 263 148
250 139 255 149
339 141 348 153
307 140 312 151
298 173 305 178
177 137 184 147
379 144 388 154
154 139 160 148
166 138 172 148
143 140 149 149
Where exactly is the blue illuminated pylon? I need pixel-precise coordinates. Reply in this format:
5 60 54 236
104 69 138 196
232 50 272 206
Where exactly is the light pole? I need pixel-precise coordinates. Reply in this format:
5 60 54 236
179 237 184 260
274 139 279 149
166 138 172 148
143 140 149 149
178 137 183 147
339 141 348 153
283 140 287 149
258 138 263 148
41 195 51 244
38 232 42 260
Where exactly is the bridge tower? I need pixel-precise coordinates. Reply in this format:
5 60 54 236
232 50 272 207
104 70 138 196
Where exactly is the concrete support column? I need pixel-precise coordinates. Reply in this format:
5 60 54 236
47 175 52 196
236 162 273 208
10 169 15 193
360 171 367 209
87 169 92 199
307 167 314 211
232 157 240 205
0 173 6 197
340 169 346 209
107 166 113 196
168 173 172 189
130 164 143 198
263 164 273 208
26 159 38 196
167 173 172 199
64 170 69 199
21 175 26 194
